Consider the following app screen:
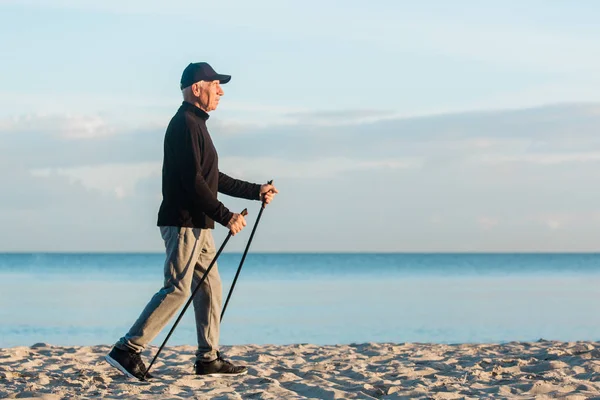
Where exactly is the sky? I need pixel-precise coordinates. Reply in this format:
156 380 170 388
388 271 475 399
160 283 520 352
1 1 600 252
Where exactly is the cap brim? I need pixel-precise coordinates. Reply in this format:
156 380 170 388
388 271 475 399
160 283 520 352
214 74 231 84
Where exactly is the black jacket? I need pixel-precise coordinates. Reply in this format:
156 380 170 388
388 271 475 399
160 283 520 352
157 101 261 229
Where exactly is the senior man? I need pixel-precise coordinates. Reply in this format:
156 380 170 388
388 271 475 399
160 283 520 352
105 62 278 380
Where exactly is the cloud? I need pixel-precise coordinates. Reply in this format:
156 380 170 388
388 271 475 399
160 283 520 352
30 162 162 198
525 212 600 231
544 219 562 230
283 109 398 125
220 156 422 181
24 156 420 207
0 118 163 169
429 215 443 225
473 212 600 233
2 102 600 251
0 113 116 139
3 102 600 177
477 217 499 230
471 151 600 166
0 166 164 252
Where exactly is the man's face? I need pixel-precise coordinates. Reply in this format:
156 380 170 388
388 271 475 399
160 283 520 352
194 80 224 112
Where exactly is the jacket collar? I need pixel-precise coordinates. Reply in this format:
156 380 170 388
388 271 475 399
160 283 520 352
181 101 209 120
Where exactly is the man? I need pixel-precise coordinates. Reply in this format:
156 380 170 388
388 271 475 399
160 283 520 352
105 62 278 380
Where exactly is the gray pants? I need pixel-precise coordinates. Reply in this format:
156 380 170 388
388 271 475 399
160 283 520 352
116 227 222 362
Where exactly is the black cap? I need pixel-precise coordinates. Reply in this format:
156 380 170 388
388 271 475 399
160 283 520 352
180 62 231 90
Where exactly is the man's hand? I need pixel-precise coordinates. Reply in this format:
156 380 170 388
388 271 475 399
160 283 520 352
260 183 279 205
227 213 247 235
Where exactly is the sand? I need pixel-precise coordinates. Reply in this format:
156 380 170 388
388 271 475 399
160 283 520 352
1 340 600 399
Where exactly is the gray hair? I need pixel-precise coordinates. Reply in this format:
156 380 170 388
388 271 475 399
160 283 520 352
181 80 206 100
181 85 193 100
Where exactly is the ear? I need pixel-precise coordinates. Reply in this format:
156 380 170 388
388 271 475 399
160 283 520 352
192 82 202 97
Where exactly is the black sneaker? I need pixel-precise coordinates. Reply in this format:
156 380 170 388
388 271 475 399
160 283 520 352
105 346 154 381
194 351 248 376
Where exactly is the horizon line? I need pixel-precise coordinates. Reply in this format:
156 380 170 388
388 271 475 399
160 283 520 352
2 250 600 255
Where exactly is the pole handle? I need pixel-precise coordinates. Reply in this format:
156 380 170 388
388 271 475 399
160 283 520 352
261 180 274 209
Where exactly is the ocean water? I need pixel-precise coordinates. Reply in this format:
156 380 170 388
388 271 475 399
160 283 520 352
1 253 600 348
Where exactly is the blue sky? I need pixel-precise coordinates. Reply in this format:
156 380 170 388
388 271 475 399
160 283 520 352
1 1 600 252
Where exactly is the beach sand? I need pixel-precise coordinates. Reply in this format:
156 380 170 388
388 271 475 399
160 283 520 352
1 340 600 399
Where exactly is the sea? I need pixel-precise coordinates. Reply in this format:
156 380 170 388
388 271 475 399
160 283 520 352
1 253 600 348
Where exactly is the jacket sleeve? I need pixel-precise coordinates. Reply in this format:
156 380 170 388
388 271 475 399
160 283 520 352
175 125 233 226
218 172 262 200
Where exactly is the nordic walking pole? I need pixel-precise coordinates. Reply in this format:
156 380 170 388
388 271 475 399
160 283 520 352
221 180 273 322
143 208 248 380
